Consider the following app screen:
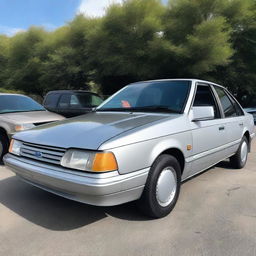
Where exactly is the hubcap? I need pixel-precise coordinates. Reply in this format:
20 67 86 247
240 141 248 164
156 167 177 207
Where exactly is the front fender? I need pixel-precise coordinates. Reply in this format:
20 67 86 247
109 131 192 175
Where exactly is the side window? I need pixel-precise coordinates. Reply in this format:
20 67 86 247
193 85 220 118
70 95 81 108
91 95 103 106
44 94 60 108
58 94 71 108
215 87 238 118
226 92 244 116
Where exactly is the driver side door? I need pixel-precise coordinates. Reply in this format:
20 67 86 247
189 83 227 176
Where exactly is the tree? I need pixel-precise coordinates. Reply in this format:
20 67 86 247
0 0 255 103
162 0 233 77
5 27 48 96
40 15 100 94
0 35 10 85
89 0 165 94
211 0 256 105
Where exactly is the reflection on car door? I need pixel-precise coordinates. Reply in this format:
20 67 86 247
189 84 227 176
214 86 244 156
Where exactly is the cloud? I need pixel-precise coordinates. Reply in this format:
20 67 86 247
77 0 123 17
0 25 25 36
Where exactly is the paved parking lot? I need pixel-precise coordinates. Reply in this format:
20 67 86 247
1 142 256 256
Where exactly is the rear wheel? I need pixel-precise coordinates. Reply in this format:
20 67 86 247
230 136 249 169
137 154 181 218
0 131 9 162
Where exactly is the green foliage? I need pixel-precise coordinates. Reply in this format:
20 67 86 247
183 17 233 74
0 87 23 94
0 0 255 102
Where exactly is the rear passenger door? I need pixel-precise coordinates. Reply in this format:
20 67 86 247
213 86 245 156
189 84 227 175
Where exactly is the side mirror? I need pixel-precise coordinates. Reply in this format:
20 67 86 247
192 106 215 122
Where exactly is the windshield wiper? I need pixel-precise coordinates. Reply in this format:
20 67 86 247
96 108 132 112
129 106 180 113
97 106 180 113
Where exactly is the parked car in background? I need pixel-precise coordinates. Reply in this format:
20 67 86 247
244 108 256 123
4 79 255 218
43 90 104 118
0 93 64 161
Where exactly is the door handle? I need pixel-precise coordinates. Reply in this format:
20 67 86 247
239 123 244 127
219 126 225 131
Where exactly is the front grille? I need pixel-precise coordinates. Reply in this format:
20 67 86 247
20 142 66 165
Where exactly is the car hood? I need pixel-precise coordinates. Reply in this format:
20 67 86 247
13 112 171 150
1 110 64 124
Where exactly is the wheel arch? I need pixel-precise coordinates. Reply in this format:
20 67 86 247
149 135 191 176
156 148 185 175
0 126 10 143
0 126 8 136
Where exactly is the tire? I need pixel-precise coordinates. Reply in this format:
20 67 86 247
137 154 181 218
230 136 249 169
0 131 9 162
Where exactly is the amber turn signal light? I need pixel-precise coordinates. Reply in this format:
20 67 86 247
92 152 118 172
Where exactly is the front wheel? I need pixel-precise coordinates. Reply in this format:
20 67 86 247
137 154 181 218
230 136 249 169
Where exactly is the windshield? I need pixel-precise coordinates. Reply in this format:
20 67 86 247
97 81 191 113
0 95 45 114
73 93 103 107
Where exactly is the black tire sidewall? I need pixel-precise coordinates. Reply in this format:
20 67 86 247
141 154 181 218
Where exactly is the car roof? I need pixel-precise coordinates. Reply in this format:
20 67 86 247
131 79 226 89
0 93 26 96
46 90 99 94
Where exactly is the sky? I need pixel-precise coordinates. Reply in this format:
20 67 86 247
0 0 168 36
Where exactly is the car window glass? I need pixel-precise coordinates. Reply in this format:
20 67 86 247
44 94 59 108
193 85 220 118
0 95 44 114
91 95 104 106
76 94 103 107
227 93 244 116
58 94 71 108
215 87 237 118
99 81 191 113
70 95 81 108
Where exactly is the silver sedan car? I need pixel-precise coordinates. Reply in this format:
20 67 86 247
0 93 64 161
4 79 255 218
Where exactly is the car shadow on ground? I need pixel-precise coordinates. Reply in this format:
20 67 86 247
0 159 232 231
216 159 234 169
0 176 151 231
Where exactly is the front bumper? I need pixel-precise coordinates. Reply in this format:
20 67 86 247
4 154 149 206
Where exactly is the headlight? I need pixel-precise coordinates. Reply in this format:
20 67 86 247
61 149 118 173
15 123 35 132
9 139 23 156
